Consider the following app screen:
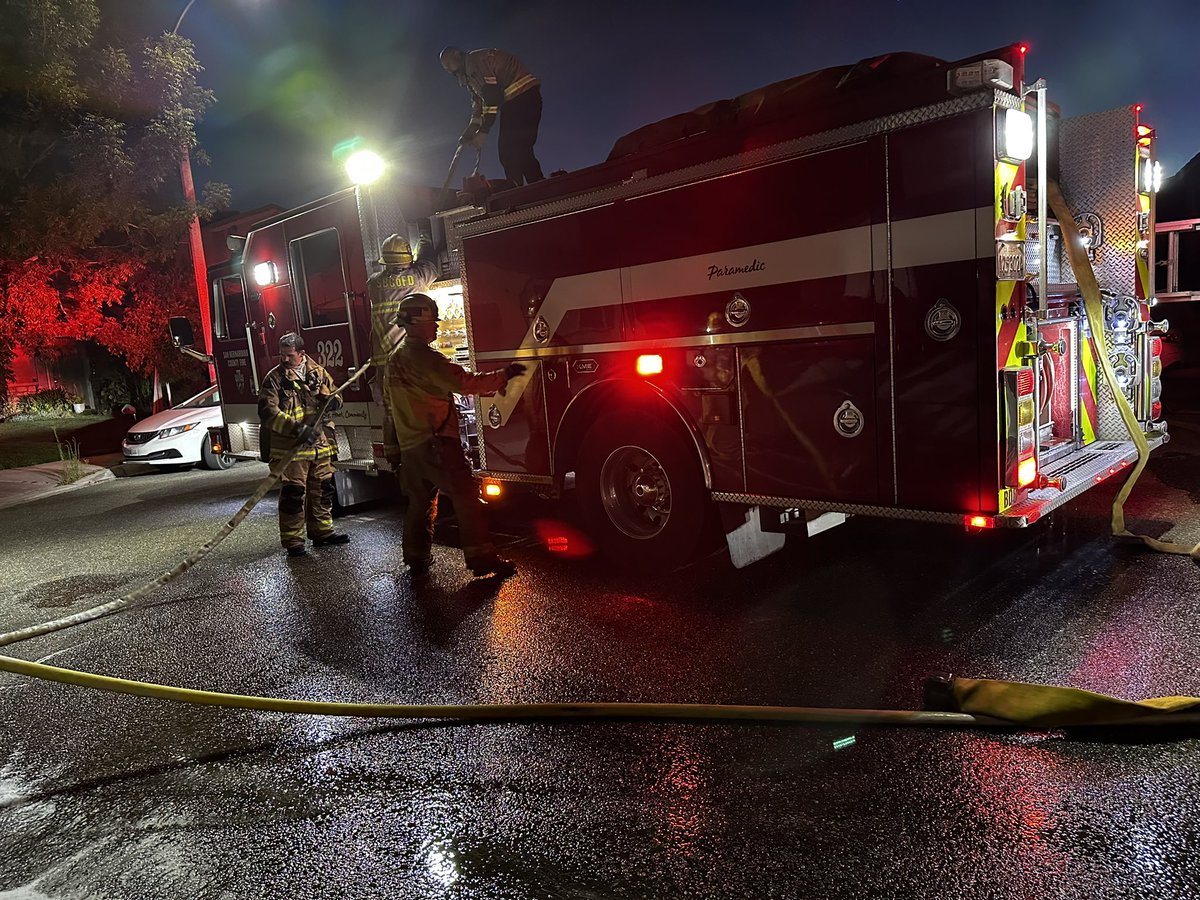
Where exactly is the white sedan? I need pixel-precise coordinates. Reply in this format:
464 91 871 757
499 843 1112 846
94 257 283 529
122 385 234 470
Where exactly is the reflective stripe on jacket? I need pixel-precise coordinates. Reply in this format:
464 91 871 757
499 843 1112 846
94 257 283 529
463 48 540 133
257 361 341 460
367 241 440 367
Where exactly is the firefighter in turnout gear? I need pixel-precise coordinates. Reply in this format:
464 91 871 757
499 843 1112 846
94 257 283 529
368 233 441 465
258 333 351 557
440 46 544 186
385 293 525 579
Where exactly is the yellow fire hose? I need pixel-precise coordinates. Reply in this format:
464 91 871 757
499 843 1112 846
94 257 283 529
1048 181 1200 559
0 188 1196 733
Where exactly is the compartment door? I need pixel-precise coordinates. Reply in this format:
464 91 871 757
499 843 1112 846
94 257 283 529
741 336 878 503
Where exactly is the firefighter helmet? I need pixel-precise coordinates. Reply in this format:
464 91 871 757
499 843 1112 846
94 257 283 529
439 46 465 74
398 292 439 324
379 233 413 267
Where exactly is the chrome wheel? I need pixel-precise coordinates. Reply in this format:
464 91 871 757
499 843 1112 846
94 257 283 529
599 445 672 540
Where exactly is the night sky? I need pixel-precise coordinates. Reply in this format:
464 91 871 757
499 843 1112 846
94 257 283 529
139 0 1200 213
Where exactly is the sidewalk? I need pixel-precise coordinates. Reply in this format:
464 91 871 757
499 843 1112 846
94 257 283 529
0 455 120 512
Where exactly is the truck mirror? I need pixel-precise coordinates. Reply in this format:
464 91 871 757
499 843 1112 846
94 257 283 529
168 316 196 348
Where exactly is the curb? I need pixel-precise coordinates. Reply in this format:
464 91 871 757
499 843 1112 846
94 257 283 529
0 464 116 512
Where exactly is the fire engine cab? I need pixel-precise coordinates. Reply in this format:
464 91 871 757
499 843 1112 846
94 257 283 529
183 43 1168 569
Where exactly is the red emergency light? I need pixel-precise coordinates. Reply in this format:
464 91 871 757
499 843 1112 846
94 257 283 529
636 354 663 376
965 514 995 529
1018 43 1029 56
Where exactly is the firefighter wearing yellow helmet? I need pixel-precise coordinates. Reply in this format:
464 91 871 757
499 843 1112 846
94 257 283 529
384 292 526 579
367 232 441 465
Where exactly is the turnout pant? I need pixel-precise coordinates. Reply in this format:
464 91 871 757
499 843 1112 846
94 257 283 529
498 87 544 186
273 455 336 548
399 436 496 567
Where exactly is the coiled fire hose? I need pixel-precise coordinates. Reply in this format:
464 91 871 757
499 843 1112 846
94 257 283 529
1 190 1197 731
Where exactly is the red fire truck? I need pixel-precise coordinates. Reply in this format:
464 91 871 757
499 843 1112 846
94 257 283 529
181 43 1168 568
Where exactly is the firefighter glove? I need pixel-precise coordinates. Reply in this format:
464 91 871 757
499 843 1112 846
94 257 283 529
504 362 527 380
294 422 320 446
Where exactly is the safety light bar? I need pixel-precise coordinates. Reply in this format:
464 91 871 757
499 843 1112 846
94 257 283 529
948 59 1014 93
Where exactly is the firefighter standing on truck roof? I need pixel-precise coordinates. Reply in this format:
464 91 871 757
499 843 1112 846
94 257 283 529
439 46 544 186
368 233 440 467
258 333 351 558
385 292 525 579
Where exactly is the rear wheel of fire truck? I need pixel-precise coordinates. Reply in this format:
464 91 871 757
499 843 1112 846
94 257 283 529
576 412 715 571
200 434 235 471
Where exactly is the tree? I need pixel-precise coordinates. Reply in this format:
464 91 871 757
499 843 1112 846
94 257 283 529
0 0 230 404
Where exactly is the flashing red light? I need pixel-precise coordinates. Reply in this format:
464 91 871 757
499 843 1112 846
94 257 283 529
965 514 995 529
1135 104 1143 114
482 480 503 499
636 354 663 376
1152 401 1163 420
1150 336 1163 357
1018 44 1029 55
1120 460 1130 468
546 535 570 553
1016 368 1035 395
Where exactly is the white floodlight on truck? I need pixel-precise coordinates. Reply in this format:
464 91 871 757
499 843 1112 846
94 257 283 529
346 150 385 185
998 108 1034 162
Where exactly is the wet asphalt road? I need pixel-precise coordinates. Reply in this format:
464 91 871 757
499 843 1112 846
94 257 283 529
1 412 1199 898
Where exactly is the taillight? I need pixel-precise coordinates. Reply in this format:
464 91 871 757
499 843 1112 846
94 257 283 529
1003 367 1038 491
1147 332 1164 421
482 480 503 500
1017 457 1038 487
965 514 995 529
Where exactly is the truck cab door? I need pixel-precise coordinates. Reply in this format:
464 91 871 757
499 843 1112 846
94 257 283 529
210 271 261 404
283 207 369 398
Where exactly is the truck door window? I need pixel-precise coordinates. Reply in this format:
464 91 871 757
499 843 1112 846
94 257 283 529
212 275 248 339
289 229 347 327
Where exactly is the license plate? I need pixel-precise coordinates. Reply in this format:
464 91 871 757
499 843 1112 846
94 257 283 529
996 241 1025 281
124 444 144 456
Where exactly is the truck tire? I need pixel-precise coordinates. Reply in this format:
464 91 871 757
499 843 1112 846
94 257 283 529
576 411 715 571
200 433 235 471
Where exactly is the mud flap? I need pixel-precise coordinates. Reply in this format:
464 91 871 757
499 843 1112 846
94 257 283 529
718 504 786 569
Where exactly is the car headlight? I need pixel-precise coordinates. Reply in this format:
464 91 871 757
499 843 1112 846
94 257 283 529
157 422 200 438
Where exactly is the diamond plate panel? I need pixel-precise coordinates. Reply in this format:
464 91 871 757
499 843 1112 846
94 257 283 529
1059 107 1139 296
1000 440 1140 524
710 493 966 525
228 422 260 456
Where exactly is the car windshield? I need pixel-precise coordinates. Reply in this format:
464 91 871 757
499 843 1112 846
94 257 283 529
175 387 220 409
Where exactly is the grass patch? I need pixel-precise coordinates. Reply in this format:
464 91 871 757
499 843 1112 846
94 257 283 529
0 416 115 470
52 427 84 485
